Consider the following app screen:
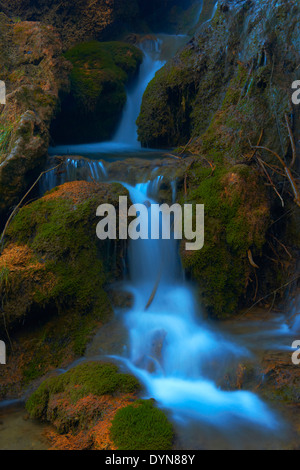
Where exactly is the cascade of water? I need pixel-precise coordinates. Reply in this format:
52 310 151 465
39 157 107 195
112 40 165 149
49 38 168 156
113 179 280 433
195 0 219 30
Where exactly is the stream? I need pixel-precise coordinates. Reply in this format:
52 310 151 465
0 7 299 450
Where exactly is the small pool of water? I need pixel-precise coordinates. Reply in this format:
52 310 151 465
0 402 51 450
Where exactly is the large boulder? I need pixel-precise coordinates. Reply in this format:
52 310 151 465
137 0 300 153
180 164 270 316
25 361 173 450
0 181 130 396
0 0 199 47
50 41 143 145
0 15 70 220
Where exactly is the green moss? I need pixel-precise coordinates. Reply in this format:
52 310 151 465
52 41 143 144
110 399 174 450
6 196 108 314
21 302 109 383
181 164 269 316
0 183 130 385
26 362 141 420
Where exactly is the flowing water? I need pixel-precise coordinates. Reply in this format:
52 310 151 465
48 36 186 156
1 9 299 450
109 182 288 449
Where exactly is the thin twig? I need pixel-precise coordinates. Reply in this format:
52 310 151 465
257 156 284 207
271 234 292 259
248 129 263 161
253 145 300 207
1 297 13 352
0 163 63 250
285 113 297 168
145 265 163 310
239 275 300 317
163 153 182 160
253 145 286 167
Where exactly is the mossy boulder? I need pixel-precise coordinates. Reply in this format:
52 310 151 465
0 181 130 391
50 41 143 144
110 399 174 450
137 0 300 154
26 362 140 425
0 15 70 219
25 361 173 450
137 0 300 315
181 164 270 317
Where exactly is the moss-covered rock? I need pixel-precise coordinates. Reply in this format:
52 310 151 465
0 181 130 392
0 0 198 48
50 41 143 144
180 164 270 317
0 15 70 220
26 362 140 424
137 0 300 154
25 361 173 450
136 0 300 316
110 399 174 450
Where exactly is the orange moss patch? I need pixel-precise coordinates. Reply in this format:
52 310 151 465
45 393 137 450
0 244 44 272
0 244 56 294
42 180 101 204
42 179 126 206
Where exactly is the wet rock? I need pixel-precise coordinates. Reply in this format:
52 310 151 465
0 15 70 220
137 0 300 154
25 361 141 449
0 0 198 48
0 181 131 395
50 41 143 145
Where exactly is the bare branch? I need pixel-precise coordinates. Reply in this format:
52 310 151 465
285 113 297 168
0 162 63 250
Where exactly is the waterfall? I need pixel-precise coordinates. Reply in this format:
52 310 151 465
111 180 280 434
193 0 219 30
49 38 168 156
39 157 107 195
112 40 165 148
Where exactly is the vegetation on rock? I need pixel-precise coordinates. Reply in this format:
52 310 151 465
26 362 140 423
51 41 143 144
0 14 70 220
110 399 174 450
180 164 270 316
137 0 300 316
0 181 130 394
25 361 173 451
